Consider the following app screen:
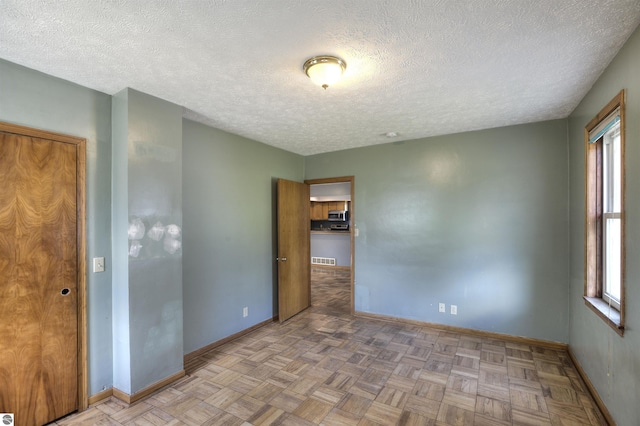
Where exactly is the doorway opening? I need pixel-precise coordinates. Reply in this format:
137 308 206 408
305 176 354 315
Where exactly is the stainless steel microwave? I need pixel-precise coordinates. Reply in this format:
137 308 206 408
328 210 348 221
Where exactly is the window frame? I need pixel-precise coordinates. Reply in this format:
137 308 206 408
602 129 622 310
584 90 625 336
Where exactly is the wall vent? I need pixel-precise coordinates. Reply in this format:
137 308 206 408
311 257 336 266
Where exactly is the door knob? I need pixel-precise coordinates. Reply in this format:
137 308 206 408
61 288 71 296
276 257 287 262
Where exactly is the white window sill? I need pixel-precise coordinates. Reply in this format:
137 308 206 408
584 296 624 336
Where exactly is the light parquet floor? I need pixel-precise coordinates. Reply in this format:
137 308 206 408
53 267 607 425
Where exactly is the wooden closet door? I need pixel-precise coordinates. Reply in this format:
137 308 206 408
0 131 78 425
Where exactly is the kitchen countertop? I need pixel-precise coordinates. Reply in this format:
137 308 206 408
311 229 351 235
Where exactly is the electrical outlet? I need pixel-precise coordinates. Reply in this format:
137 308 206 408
451 305 457 315
243 307 248 318
438 303 445 313
93 257 105 273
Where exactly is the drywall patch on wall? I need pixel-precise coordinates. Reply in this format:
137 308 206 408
127 219 182 257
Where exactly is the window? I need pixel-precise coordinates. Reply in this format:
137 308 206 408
584 90 625 335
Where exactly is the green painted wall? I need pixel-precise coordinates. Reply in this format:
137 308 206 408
0 59 114 395
568 26 640 425
182 120 304 354
305 120 569 342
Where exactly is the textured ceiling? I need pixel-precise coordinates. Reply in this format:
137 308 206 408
1 1 639 155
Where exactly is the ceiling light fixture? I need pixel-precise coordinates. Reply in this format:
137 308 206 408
303 55 346 90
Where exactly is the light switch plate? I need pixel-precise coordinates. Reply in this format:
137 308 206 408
93 257 105 273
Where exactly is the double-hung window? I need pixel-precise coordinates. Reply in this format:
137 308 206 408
602 124 621 310
584 90 625 335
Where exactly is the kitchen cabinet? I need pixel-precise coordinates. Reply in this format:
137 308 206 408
310 202 327 220
310 201 350 220
328 201 343 211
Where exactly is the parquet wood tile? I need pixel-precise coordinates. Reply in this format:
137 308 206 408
109 403 153 424
203 388 243 410
473 412 511 426
363 400 403 425
56 407 114 426
292 397 333 423
403 395 441 419
511 408 552 426
475 396 511 423
247 405 286 426
321 408 361 426
324 372 357 392
477 373 510 403
276 414 316 426
375 386 408 409
95 398 129 416
224 395 266 420
441 390 476 412
179 401 223 426
510 385 548 414
129 408 178 426
397 410 437 426
386 374 419 394
337 393 371 417
52 268 608 426
163 394 206 418
228 376 264 396
436 402 475 425
311 386 345 406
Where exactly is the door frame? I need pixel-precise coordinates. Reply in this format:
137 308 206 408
0 121 88 412
305 176 355 314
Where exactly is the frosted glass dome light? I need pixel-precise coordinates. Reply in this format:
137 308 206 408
303 56 347 90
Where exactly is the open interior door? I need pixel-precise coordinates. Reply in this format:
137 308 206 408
277 178 310 322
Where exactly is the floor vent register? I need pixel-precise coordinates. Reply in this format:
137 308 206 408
311 257 336 266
